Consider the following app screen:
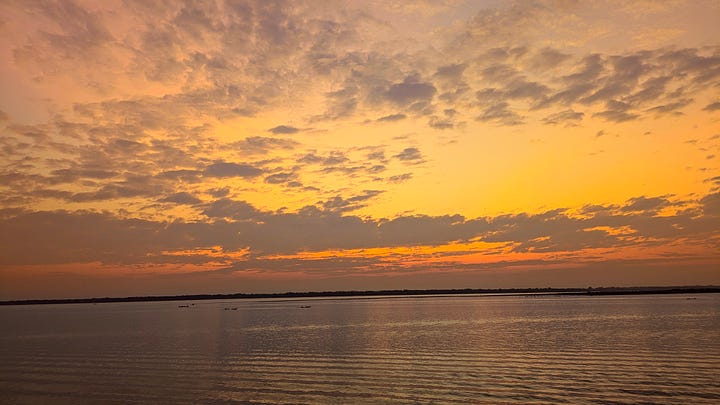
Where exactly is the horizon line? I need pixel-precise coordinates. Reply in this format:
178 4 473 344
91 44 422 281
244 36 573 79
2 285 719 306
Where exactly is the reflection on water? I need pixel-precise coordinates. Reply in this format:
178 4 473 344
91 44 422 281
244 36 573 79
1 294 719 403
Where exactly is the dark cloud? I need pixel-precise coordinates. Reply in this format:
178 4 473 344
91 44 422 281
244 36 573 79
376 113 407 122
321 190 384 213
49 168 118 182
593 100 639 123
476 88 505 103
625 76 672 105
368 164 386 174
299 151 348 166
503 78 549 101
394 147 423 162
703 101 720 112
526 47 571 71
264 172 296 185
593 110 639 123
157 169 202 182
1 190 718 268
204 162 263 178
645 99 693 115
438 85 470 103
366 150 387 162
232 136 299 155
428 116 455 129
482 64 520 83
658 48 720 85
379 215 483 246
386 75 437 105
434 63 466 80
61 174 173 202
621 196 674 213
159 192 202 205
536 83 595 109
268 125 300 134
387 173 413 183
700 192 720 217
207 187 230 198
542 109 584 126
477 102 524 126
201 198 260 220
318 86 358 120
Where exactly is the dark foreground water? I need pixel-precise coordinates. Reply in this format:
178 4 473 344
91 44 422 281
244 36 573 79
1 294 719 404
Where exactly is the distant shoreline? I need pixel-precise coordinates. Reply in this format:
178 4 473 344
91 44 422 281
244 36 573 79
1 286 718 306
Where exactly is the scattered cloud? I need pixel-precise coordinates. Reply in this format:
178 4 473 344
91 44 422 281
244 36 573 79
394 147 423 163
1 0 719 297
542 109 584 126
386 75 437 106
204 162 264 178
268 125 300 134
376 113 407 122
232 137 299 155
704 101 720 111
1 191 716 268
159 192 202 205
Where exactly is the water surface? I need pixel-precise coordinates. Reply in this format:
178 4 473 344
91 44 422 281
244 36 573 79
1 294 719 403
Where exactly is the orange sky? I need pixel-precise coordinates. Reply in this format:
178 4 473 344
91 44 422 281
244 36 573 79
1 0 719 299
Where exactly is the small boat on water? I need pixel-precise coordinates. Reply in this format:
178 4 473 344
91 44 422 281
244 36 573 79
299 305 311 308
178 305 189 308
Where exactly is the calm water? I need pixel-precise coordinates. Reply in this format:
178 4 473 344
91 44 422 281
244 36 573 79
1 294 719 404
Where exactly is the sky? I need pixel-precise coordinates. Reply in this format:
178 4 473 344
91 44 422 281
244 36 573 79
0 0 719 300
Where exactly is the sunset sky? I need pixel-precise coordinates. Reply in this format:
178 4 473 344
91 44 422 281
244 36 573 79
1 0 719 300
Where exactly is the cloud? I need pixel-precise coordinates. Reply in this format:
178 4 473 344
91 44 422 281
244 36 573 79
621 196 674 213
204 162 264 178
366 150 387 162
264 172 297 185
157 170 202 182
394 147 423 162
379 214 482 246
232 137 299 155
542 109 584 126
321 190 384 213
700 192 720 217
318 86 358 120
268 125 300 134
376 113 407 122
434 63 466 80
481 64 520 83
503 78 549 101
386 75 437 105
593 110 639 123
388 173 413 183
477 102 524 126
645 98 693 116
526 47 571 71
159 192 202 205
703 101 720 112
0 190 718 273
428 116 455 129
299 151 348 166
2 0 720 297
201 198 260 220
593 100 639 123
207 187 230 198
